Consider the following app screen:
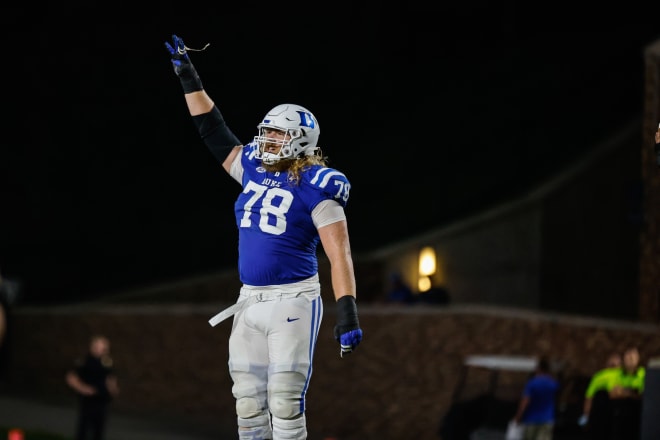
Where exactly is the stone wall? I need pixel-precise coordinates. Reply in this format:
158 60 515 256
2 303 659 440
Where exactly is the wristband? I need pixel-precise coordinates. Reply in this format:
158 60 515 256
180 69 203 94
334 295 359 339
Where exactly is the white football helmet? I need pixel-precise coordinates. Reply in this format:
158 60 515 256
254 104 320 164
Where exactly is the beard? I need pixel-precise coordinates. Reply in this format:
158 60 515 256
262 158 295 173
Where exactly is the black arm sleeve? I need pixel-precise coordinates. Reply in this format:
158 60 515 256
192 106 241 164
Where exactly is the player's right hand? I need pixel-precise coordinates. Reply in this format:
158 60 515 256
334 295 362 358
335 328 363 357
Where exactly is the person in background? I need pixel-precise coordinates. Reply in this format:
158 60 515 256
65 335 119 440
654 122 659 166
609 347 645 398
579 352 622 439
385 272 415 304
0 269 19 385
580 352 622 421
0 272 9 381
609 346 645 440
0 271 7 346
513 356 560 440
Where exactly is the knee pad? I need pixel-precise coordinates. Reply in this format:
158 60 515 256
236 396 264 419
268 372 306 420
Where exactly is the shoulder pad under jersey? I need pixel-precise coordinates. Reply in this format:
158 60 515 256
304 166 351 207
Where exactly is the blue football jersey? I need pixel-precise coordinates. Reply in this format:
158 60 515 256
233 142 351 286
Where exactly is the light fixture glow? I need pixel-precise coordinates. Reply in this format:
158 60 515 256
418 246 436 276
418 276 432 292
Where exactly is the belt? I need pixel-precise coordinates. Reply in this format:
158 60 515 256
208 276 321 327
208 290 307 327
208 295 258 327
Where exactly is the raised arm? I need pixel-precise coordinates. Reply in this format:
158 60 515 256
164 35 242 172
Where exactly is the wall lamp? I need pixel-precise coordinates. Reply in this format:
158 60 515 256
418 246 436 292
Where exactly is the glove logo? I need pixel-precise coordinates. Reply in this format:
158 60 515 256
286 317 300 322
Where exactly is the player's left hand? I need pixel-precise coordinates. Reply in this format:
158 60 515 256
164 34 204 93
334 295 362 357
164 35 192 74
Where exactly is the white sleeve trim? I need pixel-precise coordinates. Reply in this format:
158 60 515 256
229 149 243 183
312 199 346 229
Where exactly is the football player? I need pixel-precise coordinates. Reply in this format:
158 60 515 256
165 34 363 440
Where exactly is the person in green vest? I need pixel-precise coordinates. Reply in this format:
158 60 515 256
579 352 622 427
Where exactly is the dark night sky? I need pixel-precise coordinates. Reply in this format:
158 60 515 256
1 3 659 303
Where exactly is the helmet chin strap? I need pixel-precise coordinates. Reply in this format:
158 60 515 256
261 152 281 165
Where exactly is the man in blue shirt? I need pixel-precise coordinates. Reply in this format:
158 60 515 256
513 356 560 440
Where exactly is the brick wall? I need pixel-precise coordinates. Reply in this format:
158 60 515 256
2 303 658 440
640 39 660 322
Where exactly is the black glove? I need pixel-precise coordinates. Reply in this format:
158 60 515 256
164 34 204 94
334 295 363 358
